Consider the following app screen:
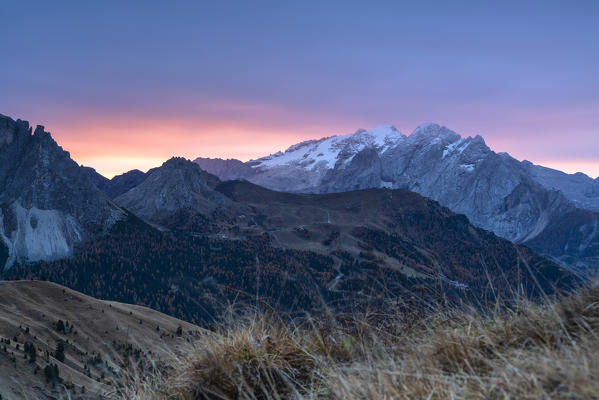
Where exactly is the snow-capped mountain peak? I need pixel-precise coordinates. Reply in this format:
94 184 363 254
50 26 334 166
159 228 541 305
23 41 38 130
251 125 405 171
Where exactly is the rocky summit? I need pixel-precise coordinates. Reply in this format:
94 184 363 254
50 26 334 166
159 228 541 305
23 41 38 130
0 114 124 268
115 157 229 225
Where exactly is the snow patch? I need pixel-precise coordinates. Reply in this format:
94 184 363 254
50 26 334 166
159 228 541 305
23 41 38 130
252 125 404 171
442 138 464 158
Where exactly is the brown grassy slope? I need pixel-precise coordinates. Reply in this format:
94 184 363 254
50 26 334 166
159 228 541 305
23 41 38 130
148 281 599 400
0 280 202 400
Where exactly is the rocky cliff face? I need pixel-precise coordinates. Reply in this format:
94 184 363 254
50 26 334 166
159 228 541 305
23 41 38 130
115 157 229 225
0 114 124 268
195 124 599 270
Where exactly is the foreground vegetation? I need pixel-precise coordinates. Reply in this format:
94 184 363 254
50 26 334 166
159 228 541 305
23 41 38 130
124 280 599 400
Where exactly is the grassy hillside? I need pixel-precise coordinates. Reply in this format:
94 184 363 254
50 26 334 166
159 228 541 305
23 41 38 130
1 279 595 399
0 280 201 400
133 280 599 400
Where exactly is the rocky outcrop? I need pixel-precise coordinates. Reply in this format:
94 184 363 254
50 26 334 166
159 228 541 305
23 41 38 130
0 114 124 268
115 157 229 225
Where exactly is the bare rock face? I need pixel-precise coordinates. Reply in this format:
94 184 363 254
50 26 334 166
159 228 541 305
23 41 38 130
195 123 599 270
320 147 384 192
0 114 124 268
115 157 229 225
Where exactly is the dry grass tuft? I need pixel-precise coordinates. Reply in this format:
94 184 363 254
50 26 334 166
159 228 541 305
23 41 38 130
137 283 599 400
162 313 322 399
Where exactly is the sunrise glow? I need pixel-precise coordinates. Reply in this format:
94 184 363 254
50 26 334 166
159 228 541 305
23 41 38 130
1 1 597 178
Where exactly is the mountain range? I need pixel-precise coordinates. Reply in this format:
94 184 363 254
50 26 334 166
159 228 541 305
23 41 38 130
11 165 571 322
195 123 599 270
0 112 589 324
104 157 566 295
0 113 580 325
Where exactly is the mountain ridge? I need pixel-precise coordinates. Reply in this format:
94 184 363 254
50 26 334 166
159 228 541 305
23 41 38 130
83 166 147 199
2 111 595 275
195 123 599 270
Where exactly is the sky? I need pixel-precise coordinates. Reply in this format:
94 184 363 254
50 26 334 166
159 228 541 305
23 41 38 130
1 1 598 178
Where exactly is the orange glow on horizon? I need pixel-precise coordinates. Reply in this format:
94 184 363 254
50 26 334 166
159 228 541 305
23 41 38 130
47 117 599 180
532 160 599 179
51 118 342 178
